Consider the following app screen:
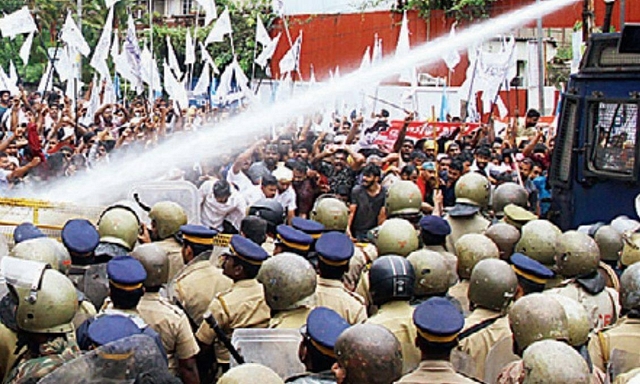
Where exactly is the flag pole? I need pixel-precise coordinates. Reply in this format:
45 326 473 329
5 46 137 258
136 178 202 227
149 0 154 103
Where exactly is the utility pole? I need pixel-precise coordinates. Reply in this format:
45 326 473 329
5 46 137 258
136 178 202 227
620 0 625 29
536 0 545 114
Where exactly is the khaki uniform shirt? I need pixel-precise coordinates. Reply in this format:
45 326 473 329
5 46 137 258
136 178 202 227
262 237 276 256
72 299 97 330
366 301 420 374
173 260 233 327
444 214 490 256
137 292 200 373
344 243 378 291
316 277 367 325
195 279 270 363
0 322 20 382
457 308 511 381
588 317 640 372
355 270 375 315
396 360 477 383
269 307 313 329
448 280 470 316
548 281 620 331
157 237 185 282
613 367 640 384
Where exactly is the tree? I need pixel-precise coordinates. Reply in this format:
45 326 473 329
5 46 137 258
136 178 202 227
401 0 497 20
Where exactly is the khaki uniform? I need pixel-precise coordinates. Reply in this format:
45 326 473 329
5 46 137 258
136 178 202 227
457 308 511 381
613 367 640 384
72 299 97 330
355 270 374 314
496 359 605 384
137 292 200 373
195 279 270 364
262 237 276 256
0 322 20 382
548 281 620 331
344 243 378 291
316 277 367 325
366 301 420 374
396 360 477 383
588 317 640 372
448 280 470 316
424 245 459 287
269 307 313 329
444 214 490 255
173 259 233 327
157 237 184 282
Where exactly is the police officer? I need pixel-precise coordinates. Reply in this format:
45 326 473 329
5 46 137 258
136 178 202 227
449 234 499 315
513 219 561 267
76 256 166 357
286 307 350 383
548 230 619 330
95 205 141 259
248 199 286 255
292 217 325 249
588 262 640 372
458 259 517 381
131 243 200 383
418 215 457 287
5 267 81 383
444 184 491 256
195 235 270 371
315 232 367 325
509 253 555 299
218 363 284 384
366 255 420 374
407 250 455 305
396 297 476 383
333 323 403 384
619 231 640 271
522 340 591 384
144 201 188 281
0 290 20 382
502 204 537 231
171 224 233 328
385 180 423 225
590 224 622 290
485 222 520 260
258 253 317 329
86 314 142 347
275 224 314 258
491 183 529 220
61 219 103 312
12 222 45 244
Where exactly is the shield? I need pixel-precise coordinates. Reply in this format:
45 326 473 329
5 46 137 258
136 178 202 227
83 263 109 309
39 334 167 383
451 349 477 379
230 328 305 379
608 348 640 381
129 181 201 225
483 336 518 384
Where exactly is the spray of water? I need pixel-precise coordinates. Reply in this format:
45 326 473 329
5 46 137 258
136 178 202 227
40 0 578 204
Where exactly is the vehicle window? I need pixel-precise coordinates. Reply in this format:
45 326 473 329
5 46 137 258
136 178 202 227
590 102 638 175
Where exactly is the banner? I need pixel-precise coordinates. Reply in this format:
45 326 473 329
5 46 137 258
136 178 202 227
373 121 480 152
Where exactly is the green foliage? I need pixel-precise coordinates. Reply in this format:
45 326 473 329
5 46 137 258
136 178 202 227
402 0 496 21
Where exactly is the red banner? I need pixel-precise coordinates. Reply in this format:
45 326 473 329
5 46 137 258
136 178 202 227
374 121 480 151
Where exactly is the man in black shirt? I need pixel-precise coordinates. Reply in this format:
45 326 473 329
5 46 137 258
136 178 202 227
347 164 386 242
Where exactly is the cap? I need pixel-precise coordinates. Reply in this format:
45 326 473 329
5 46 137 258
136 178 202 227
413 297 464 343
504 204 537 225
419 216 451 236
315 232 354 266
380 109 390 118
276 225 313 252
304 307 350 358
448 203 480 217
291 217 325 240
228 235 269 265
88 314 141 346
423 140 437 151
61 219 100 254
107 255 147 290
272 167 293 182
510 253 555 285
422 162 436 171
13 222 46 244
181 224 218 245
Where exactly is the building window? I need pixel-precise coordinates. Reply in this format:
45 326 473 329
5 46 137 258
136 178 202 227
182 0 193 14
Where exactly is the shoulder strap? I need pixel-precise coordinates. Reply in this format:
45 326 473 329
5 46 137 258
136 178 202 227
458 315 502 340
597 331 610 366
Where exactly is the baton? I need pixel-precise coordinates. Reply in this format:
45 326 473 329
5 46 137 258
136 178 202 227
204 312 246 365
367 95 412 114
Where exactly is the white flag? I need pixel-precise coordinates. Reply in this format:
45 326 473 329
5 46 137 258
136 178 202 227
81 75 100 126
185 30 196 65
163 60 188 108
204 8 232 45
279 32 302 75
101 75 116 105
114 42 136 85
61 12 91 57
272 0 284 16
105 0 121 8
111 31 120 59
395 11 415 84
194 0 217 26
140 45 154 86
8 61 18 86
90 7 114 79
372 34 383 65
166 36 183 79
38 62 54 93
360 46 371 70
192 63 210 95
256 33 280 69
0 66 19 95
0 7 37 40
54 46 74 82
19 31 34 66
256 15 271 47
442 24 461 72
199 42 219 74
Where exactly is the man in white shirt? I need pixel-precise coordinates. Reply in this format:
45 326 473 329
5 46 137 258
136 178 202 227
227 140 263 193
199 179 247 233
273 166 297 224
242 174 278 207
